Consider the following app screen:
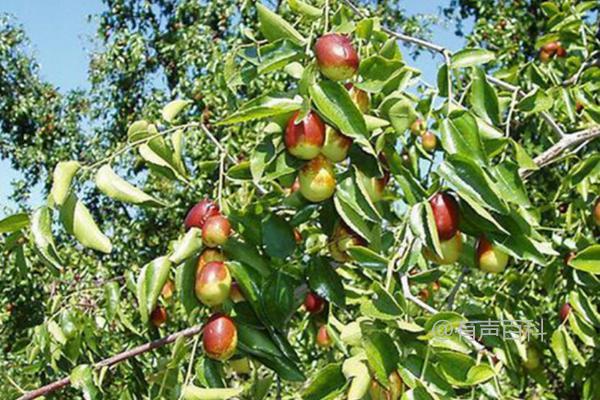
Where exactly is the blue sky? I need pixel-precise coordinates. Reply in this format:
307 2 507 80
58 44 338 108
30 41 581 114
0 0 470 215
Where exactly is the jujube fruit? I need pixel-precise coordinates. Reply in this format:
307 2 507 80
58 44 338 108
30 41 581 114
594 199 600 226
150 306 167 327
559 303 571 323
195 261 232 306
321 126 352 163
369 371 404 400
410 118 426 135
304 292 326 314
429 192 460 241
202 215 231 247
184 199 220 230
315 33 359 81
316 325 332 348
198 248 226 270
284 110 326 160
421 131 437 152
298 155 336 202
476 237 509 273
161 279 175 299
229 281 245 303
203 314 238 361
345 83 370 113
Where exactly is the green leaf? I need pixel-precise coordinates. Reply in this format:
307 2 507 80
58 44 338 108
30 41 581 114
218 93 302 125
387 98 417 135
360 282 403 320
437 64 448 97
435 350 474 386
182 385 243 400
176 257 202 315
568 155 600 185
302 363 347 400
357 55 405 93
438 155 508 215
288 0 322 19
563 326 586 365
346 246 388 270
104 281 120 322
30 207 63 269
256 3 305 45
410 202 442 258
169 228 203 265
342 356 371 400
517 88 553 114
162 99 191 123
60 193 112 253
136 256 171 324
568 312 596 347
451 48 495 69
261 270 300 329
469 68 500 126
307 256 345 308
551 328 569 369
70 365 98 400
362 331 399 387
258 40 303 74
510 140 539 171
223 238 270 277
0 213 29 234
262 214 296 259
50 161 81 206
465 364 495 385
127 120 150 142
440 110 486 166
568 245 600 273
95 165 165 207
333 194 374 243
309 81 375 156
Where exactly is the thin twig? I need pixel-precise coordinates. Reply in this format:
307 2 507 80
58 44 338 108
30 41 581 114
445 267 469 309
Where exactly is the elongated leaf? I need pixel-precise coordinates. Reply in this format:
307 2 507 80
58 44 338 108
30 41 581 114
568 245 600 273
30 207 63 269
162 99 191 123
346 246 388 270
362 331 399 387
71 365 98 400
223 238 270 277
470 68 500 126
262 214 296 259
50 161 80 206
302 363 346 400
333 194 374 243
182 385 243 400
169 228 203 265
104 281 120 322
257 3 304 45
309 81 375 156
218 93 301 125
517 89 553 114
176 257 202 315
0 213 29 234
127 120 150 142
288 0 321 19
258 40 303 74
440 111 486 166
551 328 569 369
136 256 172 323
307 256 345 308
342 356 371 400
451 48 495 69
438 155 508 215
60 193 112 253
388 98 417 135
262 270 300 329
95 165 165 207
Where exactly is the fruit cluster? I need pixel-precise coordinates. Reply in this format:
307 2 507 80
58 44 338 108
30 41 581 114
423 192 510 273
539 41 567 63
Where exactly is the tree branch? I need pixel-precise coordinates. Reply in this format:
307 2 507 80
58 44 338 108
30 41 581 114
18 325 204 400
521 125 600 178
